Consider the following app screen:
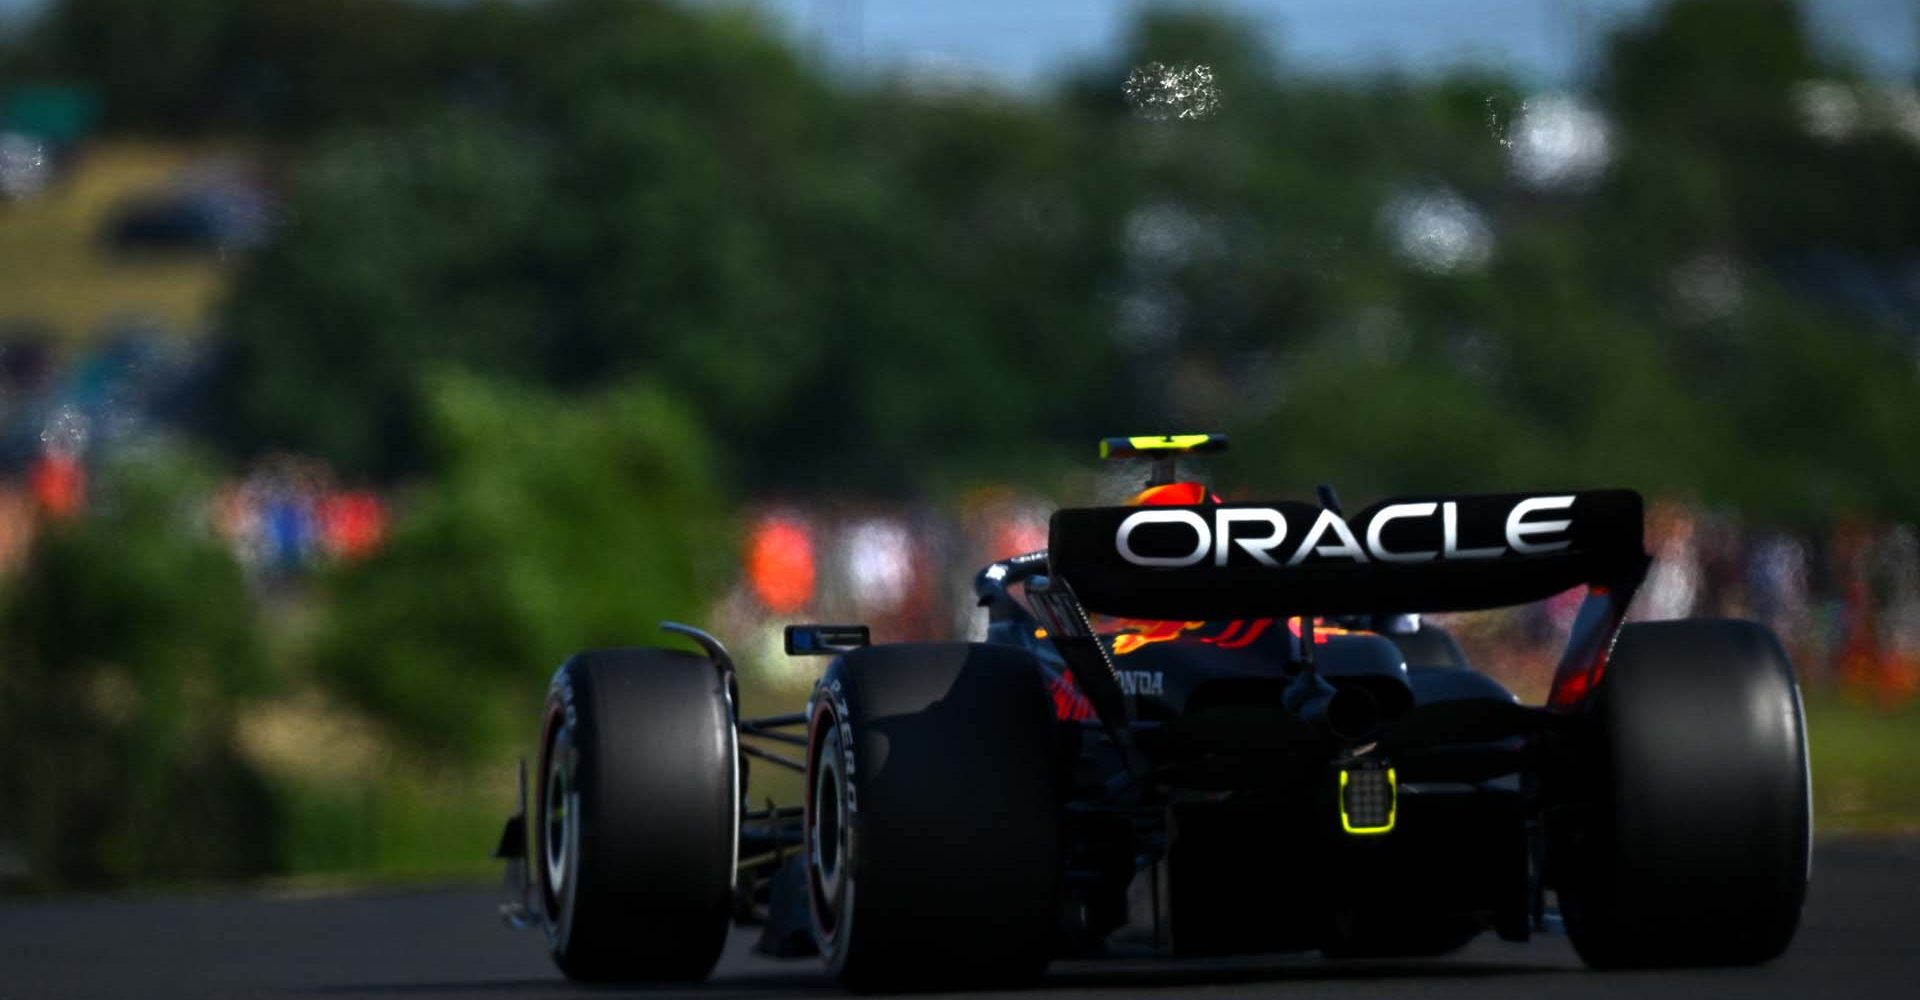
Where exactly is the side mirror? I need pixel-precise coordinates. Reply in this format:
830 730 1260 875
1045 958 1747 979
784 624 871 656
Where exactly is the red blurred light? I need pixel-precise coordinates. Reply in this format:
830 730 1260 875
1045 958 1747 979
30 452 84 519
319 491 387 560
748 515 815 613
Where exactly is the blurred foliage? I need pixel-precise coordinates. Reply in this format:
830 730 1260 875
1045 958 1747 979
272 770 507 882
0 0 534 137
309 375 725 761
139 0 1919 516
190 0 1135 490
202 115 553 475
0 448 277 888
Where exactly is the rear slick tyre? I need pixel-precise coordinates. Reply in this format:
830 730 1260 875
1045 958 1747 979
804 643 1060 992
1558 619 1810 969
534 648 737 982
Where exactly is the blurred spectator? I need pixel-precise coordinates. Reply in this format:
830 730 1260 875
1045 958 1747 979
318 490 386 561
210 456 388 582
264 486 312 570
746 513 816 614
28 449 83 518
0 486 33 574
1639 501 1700 619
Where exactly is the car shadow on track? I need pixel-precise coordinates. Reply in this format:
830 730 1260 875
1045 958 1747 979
299 956 1572 998
294 972 843 999
1042 956 1573 990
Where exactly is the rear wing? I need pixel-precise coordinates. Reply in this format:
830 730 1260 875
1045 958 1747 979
1036 489 1648 715
1047 490 1648 621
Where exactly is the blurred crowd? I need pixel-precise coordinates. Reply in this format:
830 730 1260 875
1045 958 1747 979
712 496 1920 707
710 492 1053 690
1446 501 1920 706
210 458 387 581
1637 503 1920 703
0 78 367 584
0 331 388 583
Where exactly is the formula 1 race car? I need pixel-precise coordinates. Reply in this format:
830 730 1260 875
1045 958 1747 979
495 433 1810 990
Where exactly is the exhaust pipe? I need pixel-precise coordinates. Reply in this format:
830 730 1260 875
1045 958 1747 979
1313 633 1416 738
1324 686 1381 742
1283 672 1386 743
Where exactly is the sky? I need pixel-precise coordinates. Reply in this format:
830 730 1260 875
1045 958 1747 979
734 0 1920 88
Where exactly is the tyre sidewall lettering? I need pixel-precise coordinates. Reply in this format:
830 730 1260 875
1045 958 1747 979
538 668 584 954
807 673 860 967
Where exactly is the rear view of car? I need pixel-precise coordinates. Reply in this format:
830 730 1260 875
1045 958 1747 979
494 433 1810 989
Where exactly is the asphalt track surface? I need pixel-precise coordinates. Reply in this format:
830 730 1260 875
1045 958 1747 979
2 842 1915 1000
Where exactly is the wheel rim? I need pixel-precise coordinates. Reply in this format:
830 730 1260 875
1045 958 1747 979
810 722 850 937
544 752 575 896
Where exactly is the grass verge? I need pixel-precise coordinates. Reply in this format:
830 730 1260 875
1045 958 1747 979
1806 696 1920 836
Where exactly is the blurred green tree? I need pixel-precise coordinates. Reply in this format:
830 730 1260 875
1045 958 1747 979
204 112 553 477
204 0 1137 492
0 448 277 888
3 0 534 136
308 375 726 761
1600 0 1920 257
179 0 1920 519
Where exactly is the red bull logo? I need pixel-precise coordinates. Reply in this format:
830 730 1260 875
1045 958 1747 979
1110 619 1206 656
